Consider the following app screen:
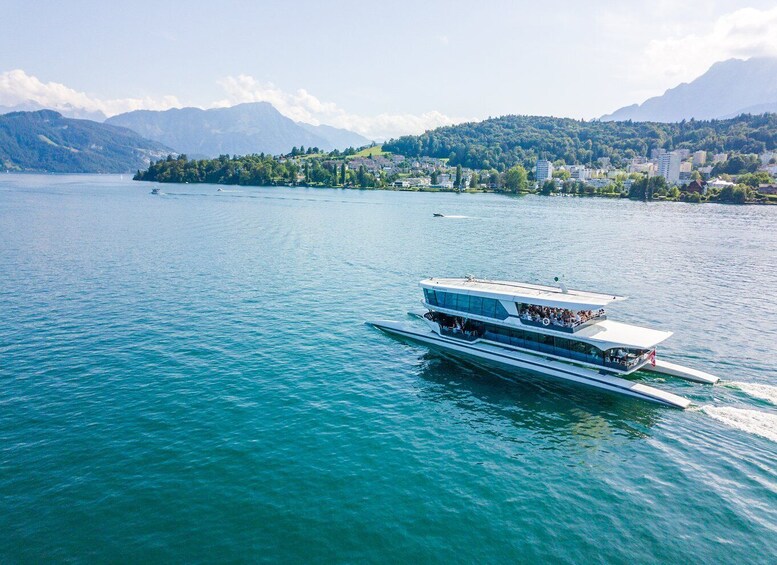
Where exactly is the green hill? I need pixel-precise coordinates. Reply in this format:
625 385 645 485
382 113 777 170
0 110 171 173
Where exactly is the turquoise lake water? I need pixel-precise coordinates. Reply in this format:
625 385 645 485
1 174 776 563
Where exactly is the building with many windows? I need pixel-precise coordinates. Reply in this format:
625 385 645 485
569 165 588 180
535 160 553 182
658 152 681 184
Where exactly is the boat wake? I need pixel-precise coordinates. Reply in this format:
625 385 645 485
725 381 777 405
701 405 777 443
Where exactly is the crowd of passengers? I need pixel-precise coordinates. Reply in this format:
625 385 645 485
518 305 605 328
427 312 483 337
428 311 650 369
605 349 649 369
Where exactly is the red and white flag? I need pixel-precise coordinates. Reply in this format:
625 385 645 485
649 350 656 367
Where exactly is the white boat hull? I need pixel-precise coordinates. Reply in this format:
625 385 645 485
368 320 691 409
643 359 719 384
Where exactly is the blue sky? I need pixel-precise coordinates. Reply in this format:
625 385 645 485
2 0 777 138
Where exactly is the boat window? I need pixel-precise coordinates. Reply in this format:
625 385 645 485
476 321 616 367
481 298 496 318
469 296 483 316
430 291 509 320
455 294 470 312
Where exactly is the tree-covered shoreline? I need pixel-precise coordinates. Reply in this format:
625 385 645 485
134 153 775 205
135 113 777 205
382 113 777 171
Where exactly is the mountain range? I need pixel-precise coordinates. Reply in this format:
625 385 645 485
601 57 777 122
0 110 170 172
0 100 108 122
104 102 370 157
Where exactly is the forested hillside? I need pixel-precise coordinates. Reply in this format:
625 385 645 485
382 114 777 170
0 110 170 172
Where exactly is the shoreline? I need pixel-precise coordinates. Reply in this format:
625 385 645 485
133 178 776 205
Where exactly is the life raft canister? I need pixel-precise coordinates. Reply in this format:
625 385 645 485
542 317 550 326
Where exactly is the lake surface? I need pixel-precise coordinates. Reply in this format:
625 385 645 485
1 174 776 563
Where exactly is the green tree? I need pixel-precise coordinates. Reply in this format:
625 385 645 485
711 154 760 176
488 171 500 189
539 180 556 195
340 163 346 185
737 171 772 187
469 172 478 188
455 164 462 189
503 165 528 193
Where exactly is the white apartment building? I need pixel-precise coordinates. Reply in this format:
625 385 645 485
569 165 588 180
658 152 681 184
628 162 655 176
535 160 553 181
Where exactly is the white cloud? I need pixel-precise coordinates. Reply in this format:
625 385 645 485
214 74 463 140
1 68 463 138
0 69 181 117
643 6 777 86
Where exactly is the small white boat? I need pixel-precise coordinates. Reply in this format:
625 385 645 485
151 187 161 195
368 277 719 409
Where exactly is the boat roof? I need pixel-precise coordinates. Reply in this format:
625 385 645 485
571 319 672 349
421 277 627 309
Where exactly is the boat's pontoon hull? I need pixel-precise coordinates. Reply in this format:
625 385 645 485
368 319 692 409
642 359 719 384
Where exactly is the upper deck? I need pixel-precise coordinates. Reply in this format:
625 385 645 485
421 277 627 310
420 277 673 350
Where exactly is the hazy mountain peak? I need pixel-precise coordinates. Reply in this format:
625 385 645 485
0 99 107 122
105 102 368 156
601 57 777 122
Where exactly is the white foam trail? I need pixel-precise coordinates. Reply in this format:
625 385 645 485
726 381 777 405
442 215 469 219
702 406 777 443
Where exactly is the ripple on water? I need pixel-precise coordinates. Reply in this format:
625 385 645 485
1 176 776 563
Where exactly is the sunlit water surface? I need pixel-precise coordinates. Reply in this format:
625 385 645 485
1 175 776 563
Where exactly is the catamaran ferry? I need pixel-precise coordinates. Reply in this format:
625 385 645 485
368 277 719 409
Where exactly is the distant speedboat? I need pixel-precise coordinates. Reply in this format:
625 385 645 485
433 213 445 217
217 188 224 192
151 187 160 194
368 276 719 409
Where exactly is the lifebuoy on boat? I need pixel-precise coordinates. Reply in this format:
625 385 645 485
542 317 550 326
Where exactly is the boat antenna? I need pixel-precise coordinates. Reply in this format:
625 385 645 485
554 276 568 293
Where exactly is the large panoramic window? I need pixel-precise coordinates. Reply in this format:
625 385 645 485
481 322 606 364
426 291 509 320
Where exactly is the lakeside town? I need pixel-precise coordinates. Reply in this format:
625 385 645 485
267 144 777 204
